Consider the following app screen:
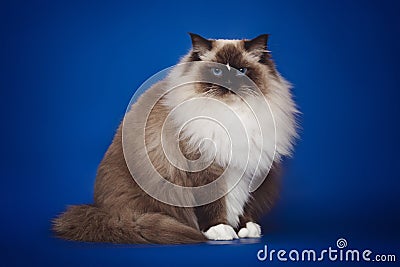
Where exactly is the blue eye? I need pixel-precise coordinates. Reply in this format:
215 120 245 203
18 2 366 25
211 67 223 76
236 67 248 76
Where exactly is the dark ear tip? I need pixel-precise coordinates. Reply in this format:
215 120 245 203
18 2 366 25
188 33 212 51
244 34 270 43
257 34 270 41
188 32 201 39
244 34 270 51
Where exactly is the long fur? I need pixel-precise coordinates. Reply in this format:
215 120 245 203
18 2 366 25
52 34 298 244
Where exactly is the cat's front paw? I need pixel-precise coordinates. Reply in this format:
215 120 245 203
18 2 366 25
204 224 239 240
237 222 262 238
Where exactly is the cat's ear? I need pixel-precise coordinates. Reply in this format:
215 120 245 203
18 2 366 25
189 33 212 54
244 34 270 56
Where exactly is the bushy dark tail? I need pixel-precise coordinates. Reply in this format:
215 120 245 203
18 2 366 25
52 205 207 244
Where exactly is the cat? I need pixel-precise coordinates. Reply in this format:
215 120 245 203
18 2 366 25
52 33 298 244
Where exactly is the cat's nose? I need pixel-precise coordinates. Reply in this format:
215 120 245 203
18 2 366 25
225 79 233 90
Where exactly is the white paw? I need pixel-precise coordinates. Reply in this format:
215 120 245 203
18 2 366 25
203 224 239 240
237 222 261 238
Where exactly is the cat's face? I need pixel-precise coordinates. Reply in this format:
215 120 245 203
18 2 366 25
185 33 277 101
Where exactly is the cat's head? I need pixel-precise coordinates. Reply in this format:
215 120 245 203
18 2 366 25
178 33 278 101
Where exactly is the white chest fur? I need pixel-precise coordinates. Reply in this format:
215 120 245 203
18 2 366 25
166 96 277 227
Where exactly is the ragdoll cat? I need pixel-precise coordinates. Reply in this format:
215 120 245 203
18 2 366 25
53 33 298 244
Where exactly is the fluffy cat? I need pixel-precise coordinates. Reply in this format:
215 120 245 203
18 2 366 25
52 33 298 244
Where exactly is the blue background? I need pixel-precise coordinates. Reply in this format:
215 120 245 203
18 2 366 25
1 0 399 266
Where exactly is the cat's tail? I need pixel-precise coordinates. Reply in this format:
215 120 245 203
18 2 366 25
52 204 207 244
